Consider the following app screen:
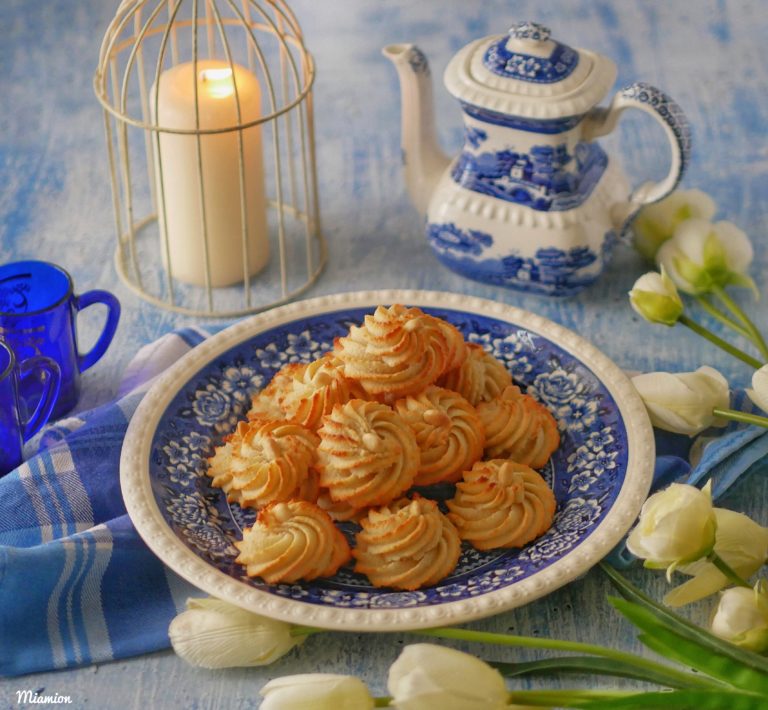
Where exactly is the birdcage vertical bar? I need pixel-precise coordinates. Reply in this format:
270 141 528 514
102 110 125 274
152 0 185 306
240 0 255 73
112 65 144 290
205 0 216 60
276 11 299 213
233 0 288 298
135 10 158 213
104 5 146 289
122 0 173 295
295 60 315 279
210 0 253 308
167 0 180 66
191 0 215 312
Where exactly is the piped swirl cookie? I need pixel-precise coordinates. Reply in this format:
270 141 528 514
353 496 461 590
317 399 419 508
476 385 559 468
438 343 512 406
262 354 361 430
394 385 485 486
207 419 319 509
446 460 556 550
333 304 452 400
234 500 351 583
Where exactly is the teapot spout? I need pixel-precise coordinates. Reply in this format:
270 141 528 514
382 44 450 215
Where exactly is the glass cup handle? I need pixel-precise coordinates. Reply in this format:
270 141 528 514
19 356 62 439
74 290 121 373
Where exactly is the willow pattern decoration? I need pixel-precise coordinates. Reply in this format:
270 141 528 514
94 0 326 317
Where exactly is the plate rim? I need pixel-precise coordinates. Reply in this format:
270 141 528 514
120 288 655 631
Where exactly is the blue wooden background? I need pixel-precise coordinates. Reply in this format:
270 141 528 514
2 0 768 706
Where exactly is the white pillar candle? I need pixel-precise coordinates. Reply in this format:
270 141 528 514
151 60 269 287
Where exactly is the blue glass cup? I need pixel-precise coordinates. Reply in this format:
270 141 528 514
0 340 61 477
0 260 121 418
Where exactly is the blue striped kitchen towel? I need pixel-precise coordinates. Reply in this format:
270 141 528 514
0 326 216 677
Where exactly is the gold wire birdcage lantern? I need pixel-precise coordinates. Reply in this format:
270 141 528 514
94 0 326 317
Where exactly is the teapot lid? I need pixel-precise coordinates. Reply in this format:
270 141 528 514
444 21 617 119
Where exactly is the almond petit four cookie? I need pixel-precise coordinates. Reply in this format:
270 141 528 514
333 304 450 400
394 385 484 485
446 460 556 551
430 314 468 373
317 399 419 508
476 385 559 468
316 489 367 523
353 496 461 590
207 419 319 509
264 354 362 430
438 343 512 406
234 500 351 583
247 380 288 422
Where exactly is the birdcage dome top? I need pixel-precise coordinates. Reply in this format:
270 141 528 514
94 0 315 133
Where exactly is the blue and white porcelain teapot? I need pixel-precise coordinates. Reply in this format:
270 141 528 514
383 21 691 296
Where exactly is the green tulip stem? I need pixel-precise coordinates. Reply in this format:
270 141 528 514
707 551 752 589
712 407 768 429
505 689 649 707
695 296 752 340
711 285 768 362
414 627 718 690
678 315 763 368
290 624 718 691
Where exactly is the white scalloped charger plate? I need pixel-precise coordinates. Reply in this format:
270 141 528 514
120 289 654 631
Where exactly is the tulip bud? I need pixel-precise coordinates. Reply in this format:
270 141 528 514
626 482 717 578
388 643 509 710
656 218 756 296
259 674 374 710
629 269 684 326
746 364 768 414
631 366 729 436
169 597 304 668
665 508 768 607
711 583 768 653
632 189 716 261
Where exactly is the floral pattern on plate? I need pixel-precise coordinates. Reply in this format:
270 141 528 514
149 306 628 609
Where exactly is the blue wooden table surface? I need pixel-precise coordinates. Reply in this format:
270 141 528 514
2 1 768 707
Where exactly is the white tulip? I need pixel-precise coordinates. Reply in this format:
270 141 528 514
629 269 684 326
626 482 717 577
169 597 304 668
656 218 755 295
388 643 508 710
664 508 768 607
632 189 716 261
746 364 768 413
711 584 768 653
631 366 730 436
260 674 374 710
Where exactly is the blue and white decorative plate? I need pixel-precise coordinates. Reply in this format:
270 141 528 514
120 290 654 631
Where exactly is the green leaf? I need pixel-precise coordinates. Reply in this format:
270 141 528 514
601 565 768 690
602 564 768 673
491 655 716 689
609 596 768 693
580 689 768 709
726 272 760 299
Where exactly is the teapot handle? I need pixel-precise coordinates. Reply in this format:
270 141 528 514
582 82 692 229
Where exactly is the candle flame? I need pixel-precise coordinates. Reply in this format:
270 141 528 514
200 67 235 99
